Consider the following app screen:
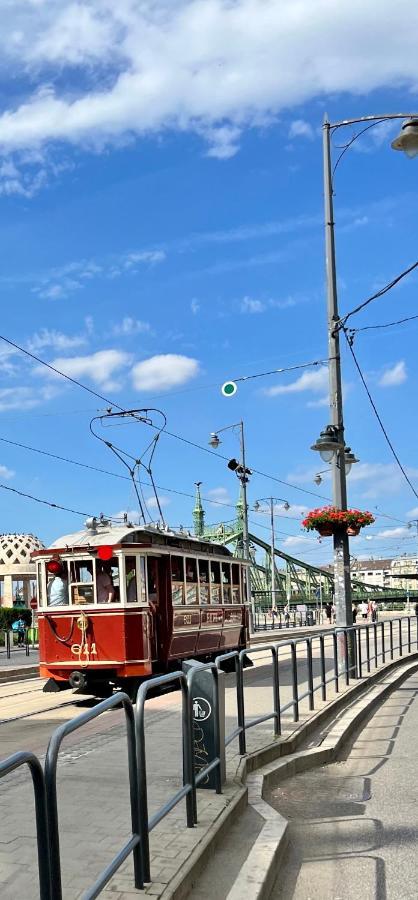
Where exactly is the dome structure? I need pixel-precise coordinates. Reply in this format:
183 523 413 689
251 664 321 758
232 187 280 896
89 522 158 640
0 533 44 607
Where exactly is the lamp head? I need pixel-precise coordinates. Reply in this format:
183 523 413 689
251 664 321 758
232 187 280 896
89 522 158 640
209 432 221 449
391 118 418 158
254 501 260 512
314 474 322 486
311 425 340 462
283 501 290 511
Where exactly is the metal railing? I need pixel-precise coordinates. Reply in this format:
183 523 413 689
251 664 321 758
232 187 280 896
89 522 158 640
0 616 417 897
217 616 418 755
0 628 30 658
0 751 51 900
44 692 142 900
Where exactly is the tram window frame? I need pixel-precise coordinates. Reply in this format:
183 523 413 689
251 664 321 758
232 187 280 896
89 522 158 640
198 558 210 605
221 562 232 604
171 555 185 606
37 562 44 607
46 560 70 608
124 554 148 605
95 557 120 604
185 557 198 605
209 560 221 605
69 558 95 606
231 563 241 604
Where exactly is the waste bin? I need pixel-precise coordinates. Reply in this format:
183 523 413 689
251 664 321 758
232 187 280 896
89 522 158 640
306 610 314 626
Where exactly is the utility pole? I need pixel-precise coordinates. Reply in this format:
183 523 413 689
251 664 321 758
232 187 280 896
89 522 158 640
323 118 353 669
269 498 276 611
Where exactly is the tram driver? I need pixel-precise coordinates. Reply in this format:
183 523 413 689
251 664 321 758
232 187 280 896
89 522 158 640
47 562 69 606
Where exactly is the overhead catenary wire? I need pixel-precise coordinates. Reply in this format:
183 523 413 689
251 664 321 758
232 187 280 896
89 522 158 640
348 312 418 335
337 260 418 330
343 328 418 503
0 332 332 503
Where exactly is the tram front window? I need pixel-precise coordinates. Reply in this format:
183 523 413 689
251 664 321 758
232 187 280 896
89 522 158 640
47 562 70 607
69 560 94 605
95 558 119 603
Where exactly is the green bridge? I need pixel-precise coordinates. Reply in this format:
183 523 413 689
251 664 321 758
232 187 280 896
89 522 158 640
192 485 417 607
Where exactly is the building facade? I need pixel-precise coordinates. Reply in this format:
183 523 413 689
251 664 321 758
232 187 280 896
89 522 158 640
0 533 44 607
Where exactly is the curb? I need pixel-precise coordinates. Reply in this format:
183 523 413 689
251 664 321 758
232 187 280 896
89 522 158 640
226 656 418 900
0 664 39 683
160 785 248 900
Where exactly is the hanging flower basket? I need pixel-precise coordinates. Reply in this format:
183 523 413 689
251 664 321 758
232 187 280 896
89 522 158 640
302 506 375 537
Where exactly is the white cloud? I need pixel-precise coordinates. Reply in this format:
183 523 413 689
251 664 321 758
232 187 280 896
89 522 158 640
281 535 317 549
376 526 410 539
265 366 329 397
350 461 418 499
406 507 418 519
131 354 199 392
27 328 87 353
37 349 132 388
0 386 58 412
112 317 151 337
240 297 266 314
289 119 314 140
1 1 417 164
123 250 166 269
378 360 407 387
0 464 14 480
207 487 232 507
147 495 171 510
191 299 200 315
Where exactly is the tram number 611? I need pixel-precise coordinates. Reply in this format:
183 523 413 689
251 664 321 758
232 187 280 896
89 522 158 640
71 643 97 659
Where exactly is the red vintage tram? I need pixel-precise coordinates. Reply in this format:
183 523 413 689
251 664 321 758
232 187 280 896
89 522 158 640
33 519 249 697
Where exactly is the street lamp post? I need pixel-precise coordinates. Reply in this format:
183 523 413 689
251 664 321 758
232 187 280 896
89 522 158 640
312 112 418 671
209 421 253 618
254 497 290 611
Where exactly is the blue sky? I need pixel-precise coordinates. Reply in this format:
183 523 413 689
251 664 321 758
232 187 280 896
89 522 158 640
0 1 418 565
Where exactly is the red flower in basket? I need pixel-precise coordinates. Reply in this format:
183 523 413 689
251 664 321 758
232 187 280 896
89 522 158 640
302 506 374 537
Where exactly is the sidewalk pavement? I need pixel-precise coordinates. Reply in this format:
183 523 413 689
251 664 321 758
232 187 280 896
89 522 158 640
268 669 418 900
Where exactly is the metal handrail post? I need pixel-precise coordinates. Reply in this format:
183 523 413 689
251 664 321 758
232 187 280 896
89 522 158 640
357 627 362 679
365 625 371 673
332 631 339 692
319 634 326 700
272 645 281 736
399 618 403 655
0 751 52 900
389 620 394 660
236 654 246 754
408 616 411 653
290 642 299 722
373 622 378 667
343 631 350 685
306 639 314 711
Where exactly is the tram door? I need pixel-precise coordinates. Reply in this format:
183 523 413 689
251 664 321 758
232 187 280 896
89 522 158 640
147 556 169 661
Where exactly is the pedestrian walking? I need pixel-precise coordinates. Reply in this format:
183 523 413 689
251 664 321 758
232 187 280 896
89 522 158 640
325 602 332 625
371 600 378 623
12 616 26 647
352 603 358 623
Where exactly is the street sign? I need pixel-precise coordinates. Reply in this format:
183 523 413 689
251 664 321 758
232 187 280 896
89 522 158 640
30 598 37 610
221 381 237 397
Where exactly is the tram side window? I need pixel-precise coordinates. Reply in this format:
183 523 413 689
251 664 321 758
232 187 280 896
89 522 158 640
221 562 232 604
232 563 241 604
95 558 120 604
210 560 221 604
198 558 210 605
185 557 198 605
125 556 147 604
47 562 70 607
171 555 185 606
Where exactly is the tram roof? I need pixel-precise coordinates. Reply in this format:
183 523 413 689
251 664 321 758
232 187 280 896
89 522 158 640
43 523 234 558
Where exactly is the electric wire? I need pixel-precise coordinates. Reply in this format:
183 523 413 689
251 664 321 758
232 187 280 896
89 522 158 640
0 333 332 503
343 328 418 502
337 260 418 329
348 312 418 335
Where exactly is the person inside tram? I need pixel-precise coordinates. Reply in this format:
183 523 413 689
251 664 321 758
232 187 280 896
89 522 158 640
96 561 115 603
47 563 69 606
